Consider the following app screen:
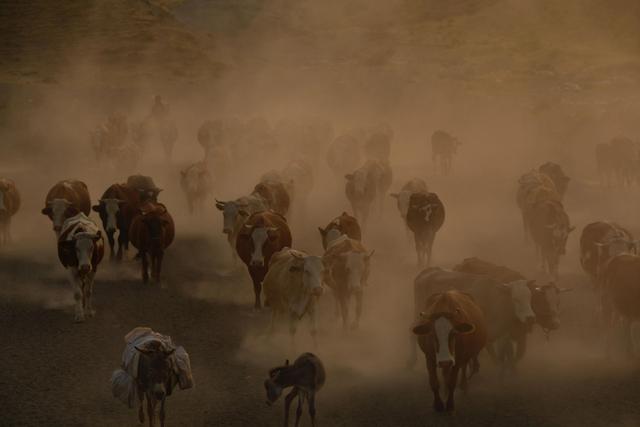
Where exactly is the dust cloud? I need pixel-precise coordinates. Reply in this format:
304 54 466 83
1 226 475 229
1 0 640 426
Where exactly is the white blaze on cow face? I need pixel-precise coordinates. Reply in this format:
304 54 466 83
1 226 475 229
74 233 96 275
49 199 72 231
101 199 120 232
507 280 536 324
434 317 455 366
343 251 367 291
250 226 277 266
303 256 324 296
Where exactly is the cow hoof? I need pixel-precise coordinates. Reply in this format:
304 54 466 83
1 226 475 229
434 400 445 412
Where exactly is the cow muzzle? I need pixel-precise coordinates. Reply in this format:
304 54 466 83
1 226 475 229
79 264 91 275
250 259 265 267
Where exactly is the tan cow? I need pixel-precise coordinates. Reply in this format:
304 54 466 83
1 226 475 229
263 249 324 343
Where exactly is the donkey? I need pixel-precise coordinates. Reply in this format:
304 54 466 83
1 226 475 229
265 353 326 427
135 341 176 427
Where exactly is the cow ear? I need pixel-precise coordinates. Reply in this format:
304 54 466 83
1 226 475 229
318 227 326 236
284 359 290 366
366 250 375 260
412 320 433 335
41 207 51 215
389 193 399 199
92 205 101 212
454 322 475 335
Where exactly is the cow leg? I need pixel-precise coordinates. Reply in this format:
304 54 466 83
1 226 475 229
295 394 304 427
622 318 634 358
85 273 96 317
339 296 349 330
352 290 363 330
460 364 468 392
414 234 423 267
425 232 436 267
138 391 145 423
117 229 127 261
107 230 116 261
147 395 155 427
515 335 527 361
141 251 149 284
445 364 460 411
154 252 164 286
284 388 298 427
333 291 341 320
252 274 263 309
470 356 480 379
68 270 85 323
159 398 166 427
426 357 444 412
309 392 317 427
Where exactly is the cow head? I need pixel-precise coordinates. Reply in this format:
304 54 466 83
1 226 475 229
345 168 368 194
498 280 536 331
290 253 324 297
92 198 124 233
135 343 176 401
181 166 209 194
412 310 475 368
390 191 411 219
247 224 278 267
531 282 572 332
264 360 289 405
72 231 102 276
42 198 75 233
341 250 374 291
216 200 248 234
547 224 575 255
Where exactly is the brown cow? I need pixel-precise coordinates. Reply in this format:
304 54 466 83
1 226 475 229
318 212 362 250
322 236 373 330
0 178 20 245
406 192 445 267
92 183 142 261
129 202 175 285
516 170 560 242
42 180 91 235
253 180 290 218
57 214 104 322
580 221 635 287
412 290 487 412
236 211 292 309
539 162 570 198
180 161 213 214
529 199 574 279
431 130 461 175
601 254 640 356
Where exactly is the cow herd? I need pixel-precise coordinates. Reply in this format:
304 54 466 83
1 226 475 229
3 111 640 426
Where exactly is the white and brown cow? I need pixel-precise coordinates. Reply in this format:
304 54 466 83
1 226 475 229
57 213 104 322
215 192 268 263
262 248 324 343
390 178 428 224
42 180 92 236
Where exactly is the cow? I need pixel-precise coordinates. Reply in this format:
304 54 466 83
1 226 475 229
595 142 616 187
580 221 636 287
0 178 20 246
265 353 326 427
345 160 392 224
92 183 142 261
253 180 291 218
453 257 567 335
326 134 361 177
216 192 269 262
389 178 429 223
318 212 362 250
236 211 292 309
412 290 486 412
322 235 373 330
42 179 92 235
431 130 461 175
262 249 324 343
411 268 537 372
601 254 640 357
129 202 175 285
127 175 162 203
179 161 213 214
405 192 445 267
282 159 314 218
57 213 104 322
516 170 560 241
529 199 574 279
539 162 570 198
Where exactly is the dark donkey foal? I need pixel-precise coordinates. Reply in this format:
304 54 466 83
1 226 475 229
136 341 176 427
265 353 326 427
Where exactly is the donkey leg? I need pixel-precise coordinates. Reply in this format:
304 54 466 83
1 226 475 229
284 388 298 427
352 291 363 330
159 398 166 427
138 392 145 423
147 394 155 427
141 251 149 284
309 393 317 427
294 394 304 427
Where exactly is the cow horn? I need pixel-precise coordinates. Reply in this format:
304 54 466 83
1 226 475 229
244 224 252 229
215 198 227 205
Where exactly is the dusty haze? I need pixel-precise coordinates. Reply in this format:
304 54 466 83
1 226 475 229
1 1 640 426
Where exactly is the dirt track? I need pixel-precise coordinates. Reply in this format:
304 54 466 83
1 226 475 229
2 173 640 427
